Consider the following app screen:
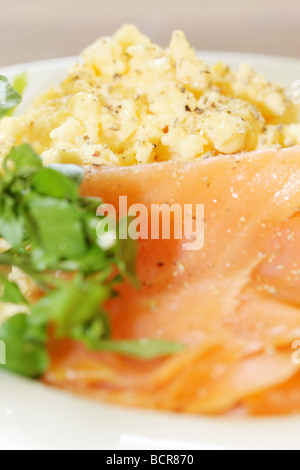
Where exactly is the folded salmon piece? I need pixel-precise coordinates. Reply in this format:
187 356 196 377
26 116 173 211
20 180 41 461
44 147 300 415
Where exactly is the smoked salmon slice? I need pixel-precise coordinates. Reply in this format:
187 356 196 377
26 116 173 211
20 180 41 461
44 146 300 415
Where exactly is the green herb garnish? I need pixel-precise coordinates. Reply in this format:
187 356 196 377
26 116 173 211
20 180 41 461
7 73 28 117
0 145 183 377
0 76 22 118
12 72 28 97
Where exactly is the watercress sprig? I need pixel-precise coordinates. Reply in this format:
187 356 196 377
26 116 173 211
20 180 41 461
0 75 22 118
0 145 183 377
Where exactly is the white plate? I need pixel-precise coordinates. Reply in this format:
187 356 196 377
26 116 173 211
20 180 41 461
1 53 300 451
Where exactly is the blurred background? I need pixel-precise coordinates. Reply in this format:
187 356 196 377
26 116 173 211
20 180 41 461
1 0 299 67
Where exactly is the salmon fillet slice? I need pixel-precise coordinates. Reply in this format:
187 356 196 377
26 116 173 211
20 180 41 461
44 147 300 415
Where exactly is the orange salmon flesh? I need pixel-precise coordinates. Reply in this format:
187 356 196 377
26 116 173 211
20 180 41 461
44 147 300 416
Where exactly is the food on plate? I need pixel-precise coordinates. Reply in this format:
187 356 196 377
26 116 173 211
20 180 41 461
0 26 300 416
0 145 182 377
45 146 300 415
1 25 300 167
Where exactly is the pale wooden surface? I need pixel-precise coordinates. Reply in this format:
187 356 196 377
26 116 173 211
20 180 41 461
1 0 300 67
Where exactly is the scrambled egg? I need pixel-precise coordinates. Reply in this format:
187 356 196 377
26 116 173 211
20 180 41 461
0 24 299 166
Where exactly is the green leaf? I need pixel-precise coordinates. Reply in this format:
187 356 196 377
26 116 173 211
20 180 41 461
4 144 42 175
12 72 28 96
48 164 85 187
0 272 27 304
116 217 140 288
6 73 28 117
26 195 87 262
0 196 25 246
32 168 79 201
0 314 49 377
29 277 110 338
93 338 185 359
0 76 21 119
70 315 110 344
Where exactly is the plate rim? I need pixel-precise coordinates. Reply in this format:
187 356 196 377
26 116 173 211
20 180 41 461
1 51 300 76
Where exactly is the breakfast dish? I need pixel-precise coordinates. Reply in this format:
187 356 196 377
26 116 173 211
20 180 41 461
0 25 300 417
1 25 300 167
